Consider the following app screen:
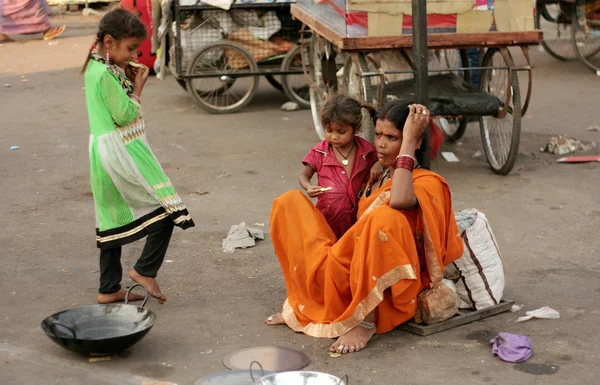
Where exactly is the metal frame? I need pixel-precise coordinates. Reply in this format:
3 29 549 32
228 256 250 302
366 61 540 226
171 0 305 79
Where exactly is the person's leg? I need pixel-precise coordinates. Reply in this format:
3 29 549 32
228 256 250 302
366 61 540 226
128 223 174 304
467 48 481 88
98 247 144 303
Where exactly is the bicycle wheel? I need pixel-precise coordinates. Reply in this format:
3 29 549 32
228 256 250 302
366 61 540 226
186 41 259 114
281 44 311 108
479 48 522 175
434 49 470 141
341 53 377 142
572 1 600 73
536 1 577 61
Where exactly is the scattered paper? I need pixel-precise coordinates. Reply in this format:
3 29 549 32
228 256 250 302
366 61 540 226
222 222 264 253
510 304 524 313
541 135 597 155
165 260 174 263
62 268 69 273
281 101 300 111
515 306 559 323
217 172 232 179
441 152 460 163
10 146 19 150
586 125 600 132
252 223 265 227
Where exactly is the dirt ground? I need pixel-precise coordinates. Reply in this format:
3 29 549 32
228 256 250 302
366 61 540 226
1 12 599 385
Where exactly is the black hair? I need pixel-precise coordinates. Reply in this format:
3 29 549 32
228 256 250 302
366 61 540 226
375 100 427 167
321 94 377 133
81 8 147 74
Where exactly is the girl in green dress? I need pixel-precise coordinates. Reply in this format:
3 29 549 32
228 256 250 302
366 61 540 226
82 9 194 305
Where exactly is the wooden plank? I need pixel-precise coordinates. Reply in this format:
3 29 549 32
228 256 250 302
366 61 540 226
291 4 542 51
290 5 345 47
399 300 515 336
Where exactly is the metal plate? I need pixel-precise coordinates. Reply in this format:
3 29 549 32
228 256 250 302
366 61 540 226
223 346 309 372
194 370 275 385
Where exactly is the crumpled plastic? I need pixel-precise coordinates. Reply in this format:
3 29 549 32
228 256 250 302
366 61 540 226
540 135 597 155
490 332 533 363
222 222 264 253
515 306 560 323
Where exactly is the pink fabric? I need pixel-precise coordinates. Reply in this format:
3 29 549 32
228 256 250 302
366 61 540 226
302 137 377 239
0 0 51 35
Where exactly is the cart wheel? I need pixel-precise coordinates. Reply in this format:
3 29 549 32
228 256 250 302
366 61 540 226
281 44 311 109
266 75 284 91
535 1 576 61
186 41 259 114
479 48 522 175
309 35 334 140
571 2 600 73
342 53 378 142
434 49 470 141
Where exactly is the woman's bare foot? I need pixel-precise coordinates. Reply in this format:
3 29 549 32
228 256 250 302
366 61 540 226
128 269 167 304
97 288 144 304
43 26 65 41
265 313 285 325
0 33 14 43
329 324 377 354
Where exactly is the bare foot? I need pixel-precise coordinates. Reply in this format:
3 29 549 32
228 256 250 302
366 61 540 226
329 324 376 354
128 269 167 304
97 288 144 304
0 33 14 43
265 313 285 325
43 25 65 41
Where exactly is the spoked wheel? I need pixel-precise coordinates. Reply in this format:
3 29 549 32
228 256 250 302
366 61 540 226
479 48 522 175
572 1 600 73
186 41 259 114
536 0 577 60
434 49 470 141
309 35 338 140
341 53 378 142
281 44 311 108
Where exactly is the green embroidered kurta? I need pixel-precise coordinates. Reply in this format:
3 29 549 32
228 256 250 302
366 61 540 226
85 58 194 249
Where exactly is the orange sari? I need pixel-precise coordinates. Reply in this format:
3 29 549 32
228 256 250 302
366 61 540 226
269 169 463 338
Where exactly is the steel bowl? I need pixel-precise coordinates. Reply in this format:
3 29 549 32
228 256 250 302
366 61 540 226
251 366 347 385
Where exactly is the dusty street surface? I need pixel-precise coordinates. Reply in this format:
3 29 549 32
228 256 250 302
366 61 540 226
1 13 599 385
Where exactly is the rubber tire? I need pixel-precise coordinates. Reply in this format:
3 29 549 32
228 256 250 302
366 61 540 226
479 48 522 175
281 44 311 109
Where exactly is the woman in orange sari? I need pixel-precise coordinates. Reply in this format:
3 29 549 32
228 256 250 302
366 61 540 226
266 101 464 354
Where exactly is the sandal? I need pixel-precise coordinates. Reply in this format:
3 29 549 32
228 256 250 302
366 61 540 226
43 25 66 41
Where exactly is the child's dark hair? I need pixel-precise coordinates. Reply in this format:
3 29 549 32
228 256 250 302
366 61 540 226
81 8 147 74
320 94 377 132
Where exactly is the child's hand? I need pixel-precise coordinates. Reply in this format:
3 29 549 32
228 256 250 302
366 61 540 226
307 185 324 198
370 162 384 182
125 63 139 82
134 64 150 91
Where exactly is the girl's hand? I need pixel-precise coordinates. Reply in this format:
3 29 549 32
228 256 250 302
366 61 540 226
125 63 139 82
403 104 430 142
370 162 384 182
134 64 150 91
307 185 324 198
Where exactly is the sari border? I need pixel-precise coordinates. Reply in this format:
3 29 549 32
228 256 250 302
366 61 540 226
281 264 417 338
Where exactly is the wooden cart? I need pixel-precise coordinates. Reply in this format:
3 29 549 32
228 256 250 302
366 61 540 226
292 2 542 174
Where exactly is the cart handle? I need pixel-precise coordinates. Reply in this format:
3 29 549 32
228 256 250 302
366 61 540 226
249 361 265 383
